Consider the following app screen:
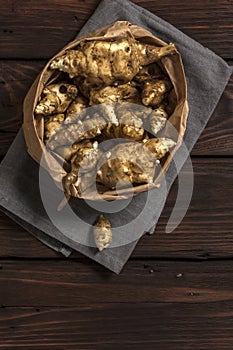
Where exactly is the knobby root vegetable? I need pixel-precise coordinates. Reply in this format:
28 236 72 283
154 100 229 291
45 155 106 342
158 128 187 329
65 95 89 124
116 103 152 120
134 62 164 83
47 113 106 151
35 83 78 116
143 137 176 159
89 83 141 105
103 110 145 141
50 38 140 84
96 142 160 189
96 137 176 189
50 39 176 84
142 79 172 107
70 140 99 172
44 114 65 143
149 106 168 135
137 42 176 65
63 140 99 197
55 143 81 162
94 214 112 252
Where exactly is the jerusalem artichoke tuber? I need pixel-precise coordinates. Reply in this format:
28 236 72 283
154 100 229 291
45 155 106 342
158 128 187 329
96 142 160 189
137 42 176 66
102 110 145 141
70 140 99 173
50 38 140 84
47 113 106 151
35 83 78 116
63 140 99 197
148 106 168 135
44 114 65 143
50 39 176 85
143 137 176 159
65 95 89 124
96 137 176 189
94 214 112 252
141 79 172 107
134 62 164 83
89 83 141 105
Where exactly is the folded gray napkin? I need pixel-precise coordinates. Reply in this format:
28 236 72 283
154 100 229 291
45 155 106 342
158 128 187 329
0 0 232 273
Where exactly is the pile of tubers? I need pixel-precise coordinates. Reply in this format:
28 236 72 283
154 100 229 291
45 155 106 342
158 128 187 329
35 36 178 201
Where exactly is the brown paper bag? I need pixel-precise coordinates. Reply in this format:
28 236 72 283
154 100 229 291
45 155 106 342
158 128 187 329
23 21 189 201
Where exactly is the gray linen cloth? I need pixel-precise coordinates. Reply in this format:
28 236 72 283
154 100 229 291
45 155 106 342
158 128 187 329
0 0 232 273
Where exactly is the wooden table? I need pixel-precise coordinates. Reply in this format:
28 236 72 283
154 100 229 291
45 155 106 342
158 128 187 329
0 1 233 349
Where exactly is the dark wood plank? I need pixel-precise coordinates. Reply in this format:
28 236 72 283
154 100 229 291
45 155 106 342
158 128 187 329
0 259 233 306
192 69 233 156
0 304 233 349
0 132 16 159
0 61 233 157
0 212 59 258
1 0 233 59
0 0 99 59
0 158 233 259
0 61 45 132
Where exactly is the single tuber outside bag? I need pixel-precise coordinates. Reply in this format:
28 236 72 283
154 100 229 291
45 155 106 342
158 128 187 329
23 21 189 201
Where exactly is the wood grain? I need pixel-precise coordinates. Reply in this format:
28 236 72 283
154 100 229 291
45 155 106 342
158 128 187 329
0 61 233 157
192 73 233 156
1 0 233 59
0 61 45 132
0 259 233 306
0 1 232 348
0 158 232 259
0 304 233 349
